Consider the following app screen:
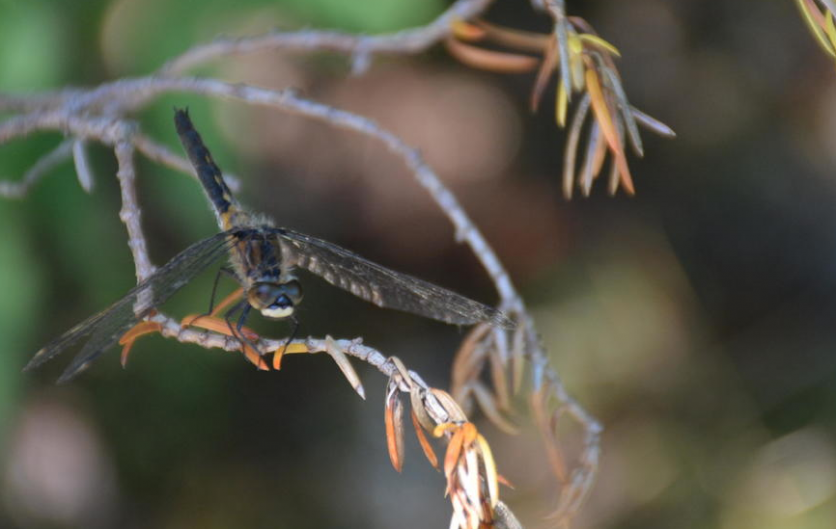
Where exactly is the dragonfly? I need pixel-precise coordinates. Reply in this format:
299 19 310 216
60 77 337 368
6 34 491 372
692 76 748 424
25 109 510 382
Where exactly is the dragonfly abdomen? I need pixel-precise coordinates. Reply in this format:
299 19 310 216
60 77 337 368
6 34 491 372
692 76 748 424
174 109 240 230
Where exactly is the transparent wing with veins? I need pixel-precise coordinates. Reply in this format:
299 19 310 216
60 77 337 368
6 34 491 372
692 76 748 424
26 231 238 382
271 228 511 328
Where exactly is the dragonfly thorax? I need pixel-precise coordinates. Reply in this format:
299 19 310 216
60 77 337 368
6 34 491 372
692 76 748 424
247 280 303 319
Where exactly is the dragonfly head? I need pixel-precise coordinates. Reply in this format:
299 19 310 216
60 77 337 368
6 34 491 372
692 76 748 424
247 280 303 319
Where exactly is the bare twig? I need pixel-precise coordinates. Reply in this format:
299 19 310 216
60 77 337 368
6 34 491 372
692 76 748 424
114 140 155 281
161 0 495 75
0 139 72 198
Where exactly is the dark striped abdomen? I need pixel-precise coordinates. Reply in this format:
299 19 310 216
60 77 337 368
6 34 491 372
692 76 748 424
174 109 238 229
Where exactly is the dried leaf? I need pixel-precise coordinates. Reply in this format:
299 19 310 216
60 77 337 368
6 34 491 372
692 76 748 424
531 35 558 113
412 409 439 469
118 320 162 367
555 81 568 127
118 320 162 346
827 10 836 51
452 323 492 395
409 388 436 432
475 434 499 508
563 94 591 199
510 324 526 395
444 426 466 479
496 474 515 489
797 0 836 56
470 383 519 435
555 16 573 103
580 122 601 197
585 67 635 194
462 422 478 447
568 35 586 92
476 20 551 52
488 336 511 411
431 388 468 423
385 391 404 472
389 356 412 387
607 156 620 195
459 449 481 513
451 19 487 42
180 313 268 369
601 63 643 157
324 335 364 399
631 106 676 138
530 389 568 483
578 33 621 57
271 342 308 369
445 38 540 74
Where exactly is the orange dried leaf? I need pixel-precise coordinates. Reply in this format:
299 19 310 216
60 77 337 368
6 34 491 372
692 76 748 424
411 409 439 469
118 320 162 367
272 342 308 370
462 422 478 447
476 20 551 53
210 287 244 317
181 313 268 370
182 314 260 342
451 19 487 42
118 320 162 345
585 67 635 194
385 394 404 472
444 427 466 479
445 38 539 74
497 474 515 489
434 422 460 437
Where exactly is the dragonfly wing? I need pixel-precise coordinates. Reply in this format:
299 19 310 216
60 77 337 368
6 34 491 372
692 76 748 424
271 228 511 327
26 231 237 382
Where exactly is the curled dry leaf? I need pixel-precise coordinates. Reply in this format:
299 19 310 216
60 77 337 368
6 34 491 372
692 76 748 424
385 383 405 473
411 409 439 469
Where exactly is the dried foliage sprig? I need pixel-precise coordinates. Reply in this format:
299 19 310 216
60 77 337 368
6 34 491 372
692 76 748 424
446 9 675 199
796 0 836 59
0 1 608 526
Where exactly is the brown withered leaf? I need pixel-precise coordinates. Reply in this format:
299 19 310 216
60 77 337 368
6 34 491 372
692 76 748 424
411 409 439 469
385 388 405 472
445 38 540 74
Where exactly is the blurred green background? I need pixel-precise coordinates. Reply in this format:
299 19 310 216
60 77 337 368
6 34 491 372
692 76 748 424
3 0 836 528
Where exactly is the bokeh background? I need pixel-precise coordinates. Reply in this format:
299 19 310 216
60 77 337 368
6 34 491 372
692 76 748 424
2 0 836 528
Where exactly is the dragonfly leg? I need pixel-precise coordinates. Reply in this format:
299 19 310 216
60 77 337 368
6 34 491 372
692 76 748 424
207 267 236 314
273 316 300 370
225 300 265 368
182 268 239 329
